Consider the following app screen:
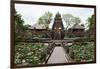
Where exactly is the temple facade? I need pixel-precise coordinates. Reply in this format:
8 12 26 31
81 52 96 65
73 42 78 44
51 12 65 39
29 12 65 39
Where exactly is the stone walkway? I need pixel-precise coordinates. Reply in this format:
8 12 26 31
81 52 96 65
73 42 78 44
47 47 68 64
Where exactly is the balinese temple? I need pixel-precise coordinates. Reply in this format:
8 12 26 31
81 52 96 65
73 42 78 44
68 24 85 37
29 23 50 38
29 12 65 39
51 12 65 39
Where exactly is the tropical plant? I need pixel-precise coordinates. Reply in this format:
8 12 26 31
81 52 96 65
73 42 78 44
63 14 81 30
38 11 53 28
15 43 48 65
68 42 95 62
14 11 32 41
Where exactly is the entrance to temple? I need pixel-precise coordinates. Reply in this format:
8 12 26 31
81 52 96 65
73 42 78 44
51 12 65 40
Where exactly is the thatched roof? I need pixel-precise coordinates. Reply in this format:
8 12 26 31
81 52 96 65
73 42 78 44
71 24 85 29
29 23 47 29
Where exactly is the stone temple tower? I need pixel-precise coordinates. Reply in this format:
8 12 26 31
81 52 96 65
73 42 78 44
51 12 65 39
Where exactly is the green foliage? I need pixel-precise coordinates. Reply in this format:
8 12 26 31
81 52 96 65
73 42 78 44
14 43 49 65
68 42 95 62
14 11 32 41
63 14 81 38
87 15 95 29
14 12 24 40
86 14 95 39
63 14 81 30
38 11 53 28
74 17 81 24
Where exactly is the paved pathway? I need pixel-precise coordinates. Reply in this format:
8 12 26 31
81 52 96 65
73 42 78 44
47 47 68 64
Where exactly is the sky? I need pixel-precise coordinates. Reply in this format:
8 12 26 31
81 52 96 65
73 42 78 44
15 3 94 29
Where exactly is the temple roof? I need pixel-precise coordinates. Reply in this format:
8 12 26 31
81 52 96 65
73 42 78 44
55 12 61 17
52 12 64 29
71 24 85 29
29 23 47 29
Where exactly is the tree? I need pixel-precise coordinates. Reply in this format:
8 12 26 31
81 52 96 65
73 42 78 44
63 14 81 30
87 15 95 30
38 11 53 28
86 14 95 39
74 17 81 24
22 24 32 39
14 11 24 40
14 11 31 40
63 14 81 37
